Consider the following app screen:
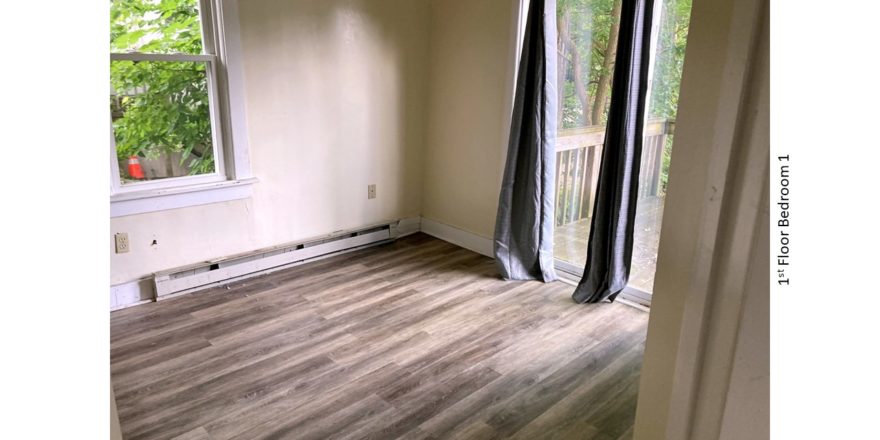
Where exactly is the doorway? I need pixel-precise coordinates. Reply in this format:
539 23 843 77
552 0 693 305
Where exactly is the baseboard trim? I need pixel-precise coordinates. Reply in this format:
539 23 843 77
419 217 494 258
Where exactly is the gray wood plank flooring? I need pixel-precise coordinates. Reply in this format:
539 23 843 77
111 233 648 440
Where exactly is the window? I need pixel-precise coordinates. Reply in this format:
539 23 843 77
110 0 253 217
552 0 692 302
553 0 625 273
628 0 692 295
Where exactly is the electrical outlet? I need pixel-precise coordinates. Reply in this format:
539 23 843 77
115 233 130 254
368 184 377 199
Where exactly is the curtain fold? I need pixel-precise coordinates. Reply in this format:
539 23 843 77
572 0 656 303
493 0 558 282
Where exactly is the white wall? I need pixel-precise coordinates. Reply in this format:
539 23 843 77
110 0 430 285
421 0 521 239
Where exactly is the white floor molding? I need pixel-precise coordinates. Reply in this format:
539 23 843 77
419 217 494 258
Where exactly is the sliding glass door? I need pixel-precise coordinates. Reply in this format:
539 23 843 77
553 0 620 272
553 0 692 301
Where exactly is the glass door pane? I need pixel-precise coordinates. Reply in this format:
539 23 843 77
553 0 693 297
553 0 623 269
629 0 692 293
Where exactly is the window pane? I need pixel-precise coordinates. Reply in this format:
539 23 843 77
110 0 205 54
629 0 692 292
553 0 693 294
110 60 216 184
553 0 622 269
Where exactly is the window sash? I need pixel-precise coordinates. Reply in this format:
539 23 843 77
109 0 232 196
109 53 226 194
110 53 214 62
109 0 255 217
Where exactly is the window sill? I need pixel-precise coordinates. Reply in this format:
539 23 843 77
110 177 257 218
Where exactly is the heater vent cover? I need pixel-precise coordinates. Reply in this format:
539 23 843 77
153 224 396 300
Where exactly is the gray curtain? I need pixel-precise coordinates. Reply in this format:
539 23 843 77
494 0 558 282
573 0 656 303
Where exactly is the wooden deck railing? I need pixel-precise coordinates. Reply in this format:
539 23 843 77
554 118 675 227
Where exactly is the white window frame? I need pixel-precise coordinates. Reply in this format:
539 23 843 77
110 0 255 217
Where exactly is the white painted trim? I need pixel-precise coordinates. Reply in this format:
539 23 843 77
110 178 255 217
109 119 121 194
420 217 494 258
113 172 228 194
111 177 256 202
205 56 228 183
109 53 215 62
216 0 253 180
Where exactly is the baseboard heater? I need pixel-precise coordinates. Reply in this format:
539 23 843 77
153 222 400 300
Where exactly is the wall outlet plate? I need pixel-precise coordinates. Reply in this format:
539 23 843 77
115 233 130 254
368 184 377 199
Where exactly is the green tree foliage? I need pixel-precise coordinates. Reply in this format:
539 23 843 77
557 0 619 129
648 0 691 192
648 0 692 121
110 0 214 180
557 0 691 193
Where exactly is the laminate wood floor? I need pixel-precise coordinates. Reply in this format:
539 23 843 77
111 233 649 440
